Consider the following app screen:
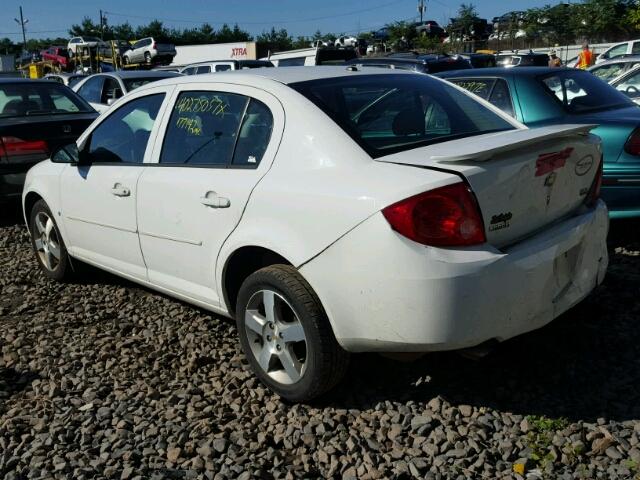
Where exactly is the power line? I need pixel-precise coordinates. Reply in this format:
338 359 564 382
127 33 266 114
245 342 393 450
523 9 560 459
104 0 411 26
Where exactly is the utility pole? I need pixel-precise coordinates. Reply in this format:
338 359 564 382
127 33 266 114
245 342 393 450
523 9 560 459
14 6 28 51
99 10 104 40
418 0 427 24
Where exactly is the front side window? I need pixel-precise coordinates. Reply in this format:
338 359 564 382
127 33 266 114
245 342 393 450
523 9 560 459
215 64 231 72
87 94 165 164
541 71 632 113
292 74 514 158
160 91 273 167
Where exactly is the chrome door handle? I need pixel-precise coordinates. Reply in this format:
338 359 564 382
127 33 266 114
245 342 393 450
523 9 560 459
200 192 230 208
111 184 130 197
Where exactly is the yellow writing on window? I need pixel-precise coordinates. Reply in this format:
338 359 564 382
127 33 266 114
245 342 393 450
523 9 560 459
176 116 202 136
175 96 228 116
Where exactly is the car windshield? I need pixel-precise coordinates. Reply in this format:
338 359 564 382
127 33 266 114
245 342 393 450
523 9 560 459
0 82 94 118
613 67 640 100
540 70 633 113
291 74 515 158
123 76 174 91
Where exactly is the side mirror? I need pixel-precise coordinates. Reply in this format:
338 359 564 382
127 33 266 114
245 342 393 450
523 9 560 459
51 143 80 164
107 98 116 106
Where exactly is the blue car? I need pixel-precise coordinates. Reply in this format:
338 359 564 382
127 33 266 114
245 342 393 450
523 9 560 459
437 67 640 218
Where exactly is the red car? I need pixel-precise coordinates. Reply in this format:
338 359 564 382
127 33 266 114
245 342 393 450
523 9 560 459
41 46 69 68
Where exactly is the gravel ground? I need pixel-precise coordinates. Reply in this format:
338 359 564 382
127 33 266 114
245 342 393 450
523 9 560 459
1 207 640 480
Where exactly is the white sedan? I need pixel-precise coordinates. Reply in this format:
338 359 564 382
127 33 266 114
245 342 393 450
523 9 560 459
22 67 609 401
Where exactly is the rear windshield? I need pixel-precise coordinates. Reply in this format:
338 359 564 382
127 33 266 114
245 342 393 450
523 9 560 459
0 82 94 118
291 74 514 158
123 76 174 91
540 70 633 113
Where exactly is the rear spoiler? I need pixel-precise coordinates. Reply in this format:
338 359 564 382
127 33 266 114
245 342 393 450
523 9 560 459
428 124 598 163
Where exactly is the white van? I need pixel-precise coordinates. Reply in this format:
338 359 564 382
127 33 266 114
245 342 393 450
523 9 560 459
596 39 640 64
263 47 357 67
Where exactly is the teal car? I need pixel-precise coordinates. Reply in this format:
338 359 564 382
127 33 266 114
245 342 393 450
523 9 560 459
437 67 640 218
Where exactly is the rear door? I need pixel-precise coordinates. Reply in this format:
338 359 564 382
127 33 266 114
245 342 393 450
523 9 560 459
137 83 283 306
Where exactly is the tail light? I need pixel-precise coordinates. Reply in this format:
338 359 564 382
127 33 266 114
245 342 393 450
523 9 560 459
624 128 640 156
0 136 48 160
382 182 486 247
585 156 603 207
152 42 157 50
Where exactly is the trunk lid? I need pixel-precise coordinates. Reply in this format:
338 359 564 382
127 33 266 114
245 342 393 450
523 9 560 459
377 125 601 247
0 113 97 165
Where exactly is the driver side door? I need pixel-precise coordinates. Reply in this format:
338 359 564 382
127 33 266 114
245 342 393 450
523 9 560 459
59 91 169 280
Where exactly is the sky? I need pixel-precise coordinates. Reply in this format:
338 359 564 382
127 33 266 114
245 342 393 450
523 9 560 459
2 0 563 41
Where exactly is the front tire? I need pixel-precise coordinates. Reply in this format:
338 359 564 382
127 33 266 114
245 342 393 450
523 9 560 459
29 200 73 281
144 52 151 64
236 265 349 402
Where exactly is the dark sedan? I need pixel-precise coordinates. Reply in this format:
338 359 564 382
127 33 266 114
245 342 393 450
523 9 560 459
0 79 98 202
437 67 640 218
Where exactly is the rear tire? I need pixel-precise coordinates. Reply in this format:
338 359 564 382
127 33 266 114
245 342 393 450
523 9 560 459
236 265 349 402
122 55 129 65
29 200 74 282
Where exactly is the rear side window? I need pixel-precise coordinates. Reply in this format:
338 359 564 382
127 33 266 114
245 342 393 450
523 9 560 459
160 91 273 167
215 64 231 72
292 74 514 158
450 78 494 100
196 65 212 74
160 91 247 166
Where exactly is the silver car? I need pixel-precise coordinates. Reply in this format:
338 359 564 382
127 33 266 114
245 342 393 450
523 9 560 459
122 37 176 65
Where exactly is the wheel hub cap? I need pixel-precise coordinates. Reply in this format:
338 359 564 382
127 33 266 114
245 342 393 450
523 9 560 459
244 290 308 385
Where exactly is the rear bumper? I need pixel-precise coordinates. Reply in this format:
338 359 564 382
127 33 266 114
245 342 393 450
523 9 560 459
0 167 30 200
300 200 609 352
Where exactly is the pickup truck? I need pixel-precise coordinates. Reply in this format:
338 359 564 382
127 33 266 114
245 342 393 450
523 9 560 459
41 47 69 68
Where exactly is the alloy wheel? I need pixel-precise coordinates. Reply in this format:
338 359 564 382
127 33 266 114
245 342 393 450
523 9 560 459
244 289 308 385
33 211 61 272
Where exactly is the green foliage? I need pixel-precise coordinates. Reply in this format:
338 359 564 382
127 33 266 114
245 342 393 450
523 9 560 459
67 16 252 45
525 415 570 469
256 28 294 53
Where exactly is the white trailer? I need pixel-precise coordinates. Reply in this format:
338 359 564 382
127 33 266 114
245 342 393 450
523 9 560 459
171 42 257 67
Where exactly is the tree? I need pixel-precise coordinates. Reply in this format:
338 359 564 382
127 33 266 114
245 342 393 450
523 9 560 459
386 21 418 50
69 17 101 38
135 20 168 41
256 28 293 53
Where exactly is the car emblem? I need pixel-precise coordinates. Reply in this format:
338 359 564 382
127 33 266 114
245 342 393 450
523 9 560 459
535 147 573 177
575 155 594 176
63 125 72 134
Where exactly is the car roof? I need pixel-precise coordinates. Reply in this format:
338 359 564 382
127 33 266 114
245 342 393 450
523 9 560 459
592 56 640 66
346 57 425 65
94 70 182 79
437 66 569 78
147 65 420 88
